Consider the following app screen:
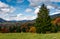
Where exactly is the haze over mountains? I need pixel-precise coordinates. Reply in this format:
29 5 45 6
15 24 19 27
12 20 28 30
51 13 60 18
0 13 60 23
0 18 6 22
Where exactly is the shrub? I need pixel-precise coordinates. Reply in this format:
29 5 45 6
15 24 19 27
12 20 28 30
29 26 36 33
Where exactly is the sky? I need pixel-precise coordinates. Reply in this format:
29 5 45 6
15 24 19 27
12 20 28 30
0 0 60 21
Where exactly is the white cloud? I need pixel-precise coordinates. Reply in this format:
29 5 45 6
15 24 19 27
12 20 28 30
47 5 55 9
0 7 15 14
50 10 60 15
25 8 33 13
34 5 55 14
34 6 40 14
50 12 60 15
0 1 8 7
34 8 39 14
28 0 41 7
28 0 60 7
24 16 37 20
17 13 23 17
31 15 37 20
0 1 16 20
0 1 15 14
0 1 36 21
7 13 37 21
29 3 38 7
16 14 37 20
51 0 60 2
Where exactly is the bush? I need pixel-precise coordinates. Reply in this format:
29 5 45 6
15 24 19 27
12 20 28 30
29 26 36 33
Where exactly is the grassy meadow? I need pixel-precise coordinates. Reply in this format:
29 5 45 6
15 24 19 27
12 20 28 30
0 33 60 39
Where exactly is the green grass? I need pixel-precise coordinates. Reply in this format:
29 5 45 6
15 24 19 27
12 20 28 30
0 33 60 39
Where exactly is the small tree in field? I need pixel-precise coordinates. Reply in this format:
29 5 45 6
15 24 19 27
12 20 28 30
35 4 52 33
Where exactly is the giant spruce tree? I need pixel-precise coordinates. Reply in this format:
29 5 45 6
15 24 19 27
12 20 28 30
35 4 52 33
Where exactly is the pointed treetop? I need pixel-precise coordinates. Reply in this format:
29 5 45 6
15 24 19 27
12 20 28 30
41 4 46 8
42 4 45 6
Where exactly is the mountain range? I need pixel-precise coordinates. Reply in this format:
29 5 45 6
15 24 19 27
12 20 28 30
0 18 6 22
0 13 60 23
51 13 60 19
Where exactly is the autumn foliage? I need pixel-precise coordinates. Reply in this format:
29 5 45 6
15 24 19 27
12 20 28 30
29 26 36 33
51 18 60 25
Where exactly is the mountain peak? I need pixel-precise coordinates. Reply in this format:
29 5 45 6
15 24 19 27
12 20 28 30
0 18 6 22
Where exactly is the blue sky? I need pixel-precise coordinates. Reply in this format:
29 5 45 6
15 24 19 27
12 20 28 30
0 0 60 21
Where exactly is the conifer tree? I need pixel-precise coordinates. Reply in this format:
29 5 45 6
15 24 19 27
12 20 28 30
35 4 52 33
